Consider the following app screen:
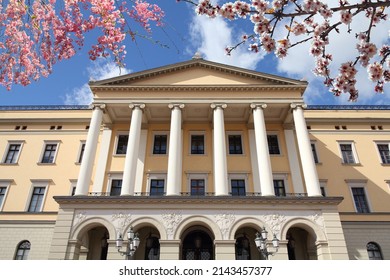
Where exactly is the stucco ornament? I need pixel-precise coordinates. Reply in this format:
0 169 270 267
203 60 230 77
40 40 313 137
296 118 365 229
215 213 235 240
111 212 132 233
162 212 182 240
73 211 87 228
310 212 326 235
261 213 287 238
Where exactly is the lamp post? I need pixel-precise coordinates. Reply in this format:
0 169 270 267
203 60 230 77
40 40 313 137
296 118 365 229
116 227 140 260
254 227 279 260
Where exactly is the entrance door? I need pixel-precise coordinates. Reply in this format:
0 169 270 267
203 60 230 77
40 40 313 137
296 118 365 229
182 230 213 260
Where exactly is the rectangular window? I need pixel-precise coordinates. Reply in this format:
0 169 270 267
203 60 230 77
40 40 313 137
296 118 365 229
153 135 167 155
340 143 356 164
191 135 205 154
231 179 246 196
191 179 205 196
116 135 128 155
351 187 370 213
78 143 86 163
4 143 21 164
377 144 390 164
228 135 243 154
267 135 280 155
0 187 7 209
311 143 319 163
273 180 286 197
41 143 58 163
150 179 165 196
28 187 45 212
110 179 122 196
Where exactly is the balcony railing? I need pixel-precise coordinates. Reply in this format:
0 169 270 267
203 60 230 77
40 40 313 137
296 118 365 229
87 192 308 197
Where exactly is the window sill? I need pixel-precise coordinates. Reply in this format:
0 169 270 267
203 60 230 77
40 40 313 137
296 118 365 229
0 163 18 166
341 163 362 166
37 162 56 165
112 154 126 157
380 163 390 166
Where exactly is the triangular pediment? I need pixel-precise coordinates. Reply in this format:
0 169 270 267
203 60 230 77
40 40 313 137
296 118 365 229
89 59 307 88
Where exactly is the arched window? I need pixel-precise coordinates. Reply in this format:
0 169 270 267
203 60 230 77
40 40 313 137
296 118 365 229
367 242 383 260
14 240 31 260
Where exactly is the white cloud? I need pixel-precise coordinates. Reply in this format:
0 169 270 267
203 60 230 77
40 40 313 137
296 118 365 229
189 12 265 70
63 60 131 105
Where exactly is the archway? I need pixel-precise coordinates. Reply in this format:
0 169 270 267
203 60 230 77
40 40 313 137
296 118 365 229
286 227 317 260
181 226 214 260
132 226 161 260
234 227 262 260
85 226 110 260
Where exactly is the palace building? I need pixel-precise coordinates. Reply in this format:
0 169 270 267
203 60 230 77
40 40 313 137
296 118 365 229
0 58 389 260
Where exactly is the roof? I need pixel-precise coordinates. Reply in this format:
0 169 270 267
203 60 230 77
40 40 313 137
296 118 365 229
0 105 90 111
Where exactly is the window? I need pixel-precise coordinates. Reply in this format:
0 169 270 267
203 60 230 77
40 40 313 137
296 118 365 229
367 242 383 260
14 241 31 260
28 187 46 212
311 142 319 163
77 142 86 163
116 134 128 155
377 143 390 164
150 179 165 196
273 180 286 196
231 179 246 196
320 181 327 197
191 179 205 196
267 135 280 155
0 187 7 210
228 135 243 154
339 142 357 164
351 187 370 213
110 179 122 196
191 134 205 154
153 134 167 155
3 142 22 164
41 142 59 163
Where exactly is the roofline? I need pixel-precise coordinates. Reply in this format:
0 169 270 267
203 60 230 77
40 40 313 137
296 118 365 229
0 105 91 111
307 105 390 110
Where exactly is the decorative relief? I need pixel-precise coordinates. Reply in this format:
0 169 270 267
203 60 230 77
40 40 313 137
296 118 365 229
111 212 132 234
74 211 87 228
261 213 286 238
309 212 326 234
162 212 182 240
215 213 235 240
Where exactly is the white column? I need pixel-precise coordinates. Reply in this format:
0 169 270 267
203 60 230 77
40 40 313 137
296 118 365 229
211 103 229 196
75 104 104 196
166 104 184 196
134 130 148 195
284 128 305 194
291 103 322 197
121 104 144 196
250 104 275 196
92 125 112 194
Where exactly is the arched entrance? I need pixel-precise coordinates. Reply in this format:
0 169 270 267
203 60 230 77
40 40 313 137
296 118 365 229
84 226 109 260
286 227 317 260
132 226 161 260
234 227 262 260
181 227 214 260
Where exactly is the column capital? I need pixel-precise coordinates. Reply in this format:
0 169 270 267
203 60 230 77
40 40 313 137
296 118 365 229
92 103 106 110
168 103 185 109
129 103 146 109
250 103 267 110
210 103 227 109
290 103 307 110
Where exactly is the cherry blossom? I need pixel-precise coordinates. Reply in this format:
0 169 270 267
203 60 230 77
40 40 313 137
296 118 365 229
182 0 390 101
0 0 164 90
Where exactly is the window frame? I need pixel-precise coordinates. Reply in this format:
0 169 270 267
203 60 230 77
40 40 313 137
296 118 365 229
338 141 359 164
76 141 86 164
2 141 24 164
227 132 244 155
375 142 390 164
267 133 281 155
69 180 77 196
0 180 11 211
14 240 31 260
190 178 206 196
186 173 208 195
106 174 123 196
366 242 383 260
273 174 288 197
189 132 206 155
39 141 60 164
147 173 166 196
319 180 327 197
348 182 371 213
114 132 129 155
311 140 320 164
228 173 248 196
26 182 49 212
152 132 169 155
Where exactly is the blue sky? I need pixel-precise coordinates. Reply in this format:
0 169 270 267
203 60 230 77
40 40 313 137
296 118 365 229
0 1 389 106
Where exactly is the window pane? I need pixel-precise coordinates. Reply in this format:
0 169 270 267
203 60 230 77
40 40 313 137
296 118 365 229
78 143 86 163
229 135 243 154
0 187 6 207
28 187 45 212
153 135 167 154
367 242 383 260
15 241 30 260
273 180 286 196
377 144 390 164
352 187 370 213
150 179 165 196
231 179 246 196
191 179 205 196
191 135 204 154
41 144 57 163
116 135 128 154
311 143 319 163
5 144 21 163
267 135 280 154
340 144 355 163
110 179 122 196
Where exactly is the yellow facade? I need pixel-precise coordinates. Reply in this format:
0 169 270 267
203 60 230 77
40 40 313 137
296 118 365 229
0 59 388 260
